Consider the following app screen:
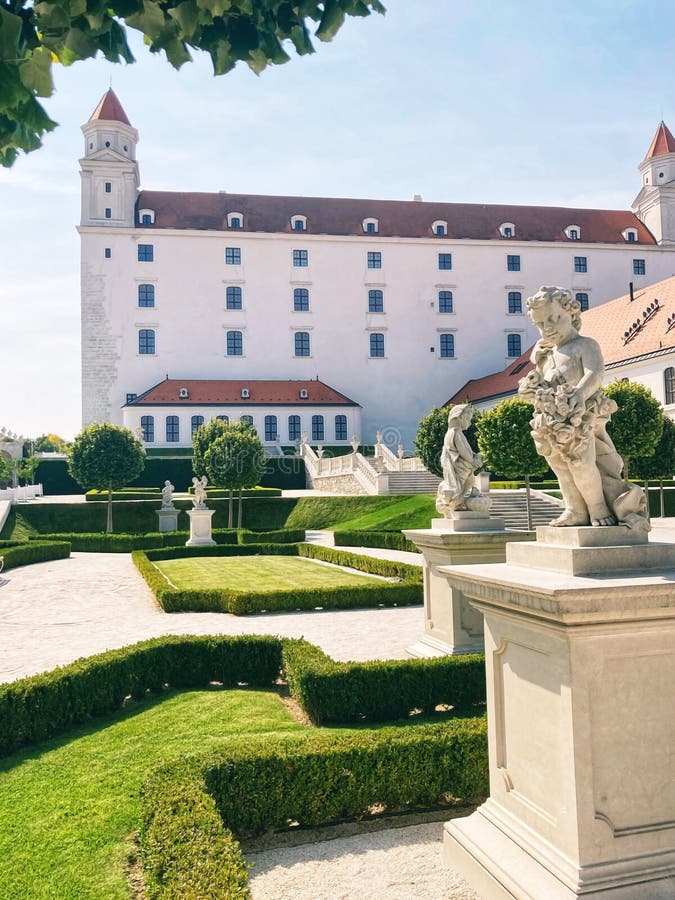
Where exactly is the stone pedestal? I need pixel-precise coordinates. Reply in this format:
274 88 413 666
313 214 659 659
156 507 179 533
403 521 533 657
439 526 675 898
186 508 216 546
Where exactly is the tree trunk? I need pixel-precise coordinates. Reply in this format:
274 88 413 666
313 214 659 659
106 481 113 533
660 479 665 518
525 474 533 532
228 489 234 528
237 488 243 529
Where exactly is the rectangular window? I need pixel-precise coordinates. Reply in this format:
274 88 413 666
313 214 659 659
293 249 308 267
369 332 385 357
438 290 453 313
141 213 152 225
365 222 377 234
226 286 242 309
439 333 455 358
104 248 111 259
507 333 522 358
225 247 241 265
166 415 179 443
575 292 589 312
665 368 675 405
507 254 521 272
367 251 382 269
507 291 522 314
126 393 137 404
264 415 278 441
294 332 311 357
574 256 587 273
230 217 242 229
288 415 301 442
141 415 154 442
311 415 324 442
105 182 111 193
368 289 384 313
139 329 155 355
138 284 155 308
628 232 637 242
633 258 646 275
226 330 243 356
334 415 347 441
105 208 112 219
138 244 154 262
293 288 310 311
438 253 452 270
293 220 305 231
435 224 446 236
191 415 204 435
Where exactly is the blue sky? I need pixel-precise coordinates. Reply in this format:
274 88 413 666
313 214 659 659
2 0 675 440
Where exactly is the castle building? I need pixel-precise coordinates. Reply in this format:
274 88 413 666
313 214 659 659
79 91 675 448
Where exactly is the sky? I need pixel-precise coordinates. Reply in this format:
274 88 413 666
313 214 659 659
3 0 675 441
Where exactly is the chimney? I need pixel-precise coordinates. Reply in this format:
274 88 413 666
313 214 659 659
413 194 423 202
629 282 634 302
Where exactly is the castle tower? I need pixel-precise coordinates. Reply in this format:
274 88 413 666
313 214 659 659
80 89 139 228
633 120 675 244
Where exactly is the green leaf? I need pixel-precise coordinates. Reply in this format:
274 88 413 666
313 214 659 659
126 1 168 41
168 1 200 40
316 0 345 41
207 36 235 74
195 0 233 17
160 36 192 68
33 2 71 32
19 47 54 97
0 8 23 61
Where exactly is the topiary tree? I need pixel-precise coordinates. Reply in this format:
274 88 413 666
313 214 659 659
630 413 675 517
68 423 145 532
476 397 548 530
192 417 230 481
414 405 480 478
604 380 663 476
204 423 266 527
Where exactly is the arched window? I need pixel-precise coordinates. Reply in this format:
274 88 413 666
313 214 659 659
507 333 522 358
216 415 229 423
438 290 453 313
166 416 179 442
291 215 307 231
368 289 384 312
432 220 447 236
665 368 675 405
294 332 311 357
294 288 310 311
226 286 242 309
575 292 589 312
264 415 278 441
369 333 385 357
140 415 154 442
507 291 522 314
311 415 324 441
363 217 379 234
288 415 301 442
439 333 455 358
227 212 243 229
499 222 515 238
139 329 155 354
240 415 253 427
227 330 243 356
334 415 347 441
191 415 204 435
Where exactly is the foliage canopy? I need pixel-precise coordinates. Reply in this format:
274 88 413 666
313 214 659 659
476 398 548 481
0 0 385 166
604 380 663 471
414 406 479 478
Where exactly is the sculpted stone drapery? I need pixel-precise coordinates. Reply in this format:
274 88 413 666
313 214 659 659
435 404 488 518
518 286 649 530
191 475 208 509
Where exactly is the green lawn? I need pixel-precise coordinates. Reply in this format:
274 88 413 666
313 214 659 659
334 494 437 532
154 555 383 591
0 688 304 900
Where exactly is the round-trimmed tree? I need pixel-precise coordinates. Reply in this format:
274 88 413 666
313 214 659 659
203 423 266 527
604 380 663 475
68 423 145 532
476 398 548 530
414 406 480 478
192 417 230 480
630 413 675 517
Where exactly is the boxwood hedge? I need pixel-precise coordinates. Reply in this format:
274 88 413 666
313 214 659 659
31 528 301 553
333 529 418 552
0 539 70 570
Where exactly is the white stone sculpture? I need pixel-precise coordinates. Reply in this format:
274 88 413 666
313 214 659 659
161 479 175 509
518 285 649 530
435 404 488 517
191 475 208 509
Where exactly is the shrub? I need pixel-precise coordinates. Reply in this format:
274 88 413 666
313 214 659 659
33 530 240 552
0 539 70 570
238 528 305 544
282 639 485 724
86 490 161 501
299 543 421 582
333 529 417 552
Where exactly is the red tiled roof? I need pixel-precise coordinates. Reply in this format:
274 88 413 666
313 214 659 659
136 190 655 244
128 379 359 406
447 275 675 405
644 121 675 160
89 89 131 126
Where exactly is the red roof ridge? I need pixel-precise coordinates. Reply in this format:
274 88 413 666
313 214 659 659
89 89 131 126
644 121 675 160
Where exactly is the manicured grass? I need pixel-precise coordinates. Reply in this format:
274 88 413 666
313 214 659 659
283 495 409 530
154 555 383 591
334 494 437 532
0 688 304 899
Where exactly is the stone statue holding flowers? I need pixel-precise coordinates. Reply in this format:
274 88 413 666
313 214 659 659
435 404 489 518
518 286 649 531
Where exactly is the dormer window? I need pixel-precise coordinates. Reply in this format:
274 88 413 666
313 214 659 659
179 387 189 399
227 212 243 229
241 388 250 399
291 215 307 232
499 222 516 238
299 388 309 399
432 220 447 236
565 225 581 241
138 208 155 225
623 228 638 243
363 217 379 234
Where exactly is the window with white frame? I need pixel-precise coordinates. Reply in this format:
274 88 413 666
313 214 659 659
226 286 242 309
191 415 204 435
226 330 243 356
264 415 278 441
499 222 515 238
166 416 179 442
507 333 522 357
565 225 581 240
665 368 675 405
139 329 155 354
368 289 384 313
293 288 310 311
369 332 385 357
575 292 589 312
294 331 311 356
227 212 243 229
311 415 324 441
439 333 455 358
438 290 453 313
363 217 379 234
291 215 307 231
334 415 347 441
141 415 154 442
507 291 522 314
432 220 447 236
288 415 301 442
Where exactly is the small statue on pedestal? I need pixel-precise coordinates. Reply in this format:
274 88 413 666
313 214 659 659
161 480 175 509
191 475 208 509
436 404 489 518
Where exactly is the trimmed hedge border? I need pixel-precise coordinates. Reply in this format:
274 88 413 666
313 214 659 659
283 638 485 724
0 539 71 570
140 719 488 898
133 543 422 614
31 528 303 553
333 529 418 552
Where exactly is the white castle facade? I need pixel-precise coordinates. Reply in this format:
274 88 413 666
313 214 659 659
80 91 675 448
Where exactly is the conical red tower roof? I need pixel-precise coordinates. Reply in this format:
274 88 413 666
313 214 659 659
89 89 131 126
644 121 675 159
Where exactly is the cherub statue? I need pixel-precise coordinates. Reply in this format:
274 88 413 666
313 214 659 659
518 285 648 530
161 479 175 509
435 404 487 517
191 475 208 509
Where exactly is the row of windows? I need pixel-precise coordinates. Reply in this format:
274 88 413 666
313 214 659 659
122 245 647 278
140 414 349 443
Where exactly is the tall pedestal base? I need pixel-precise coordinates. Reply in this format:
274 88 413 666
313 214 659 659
403 523 532 657
439 526 675 898
186 508 216 546
156 508 179 533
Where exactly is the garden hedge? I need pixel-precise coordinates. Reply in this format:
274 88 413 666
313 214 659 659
140 718 488 898
282 639 485 724
333 529 418 552
0 539 70 570
31 528 300 553
133 543 422 614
